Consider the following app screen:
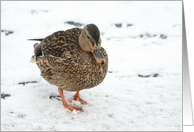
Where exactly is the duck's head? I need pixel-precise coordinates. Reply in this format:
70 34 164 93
79 24 106 64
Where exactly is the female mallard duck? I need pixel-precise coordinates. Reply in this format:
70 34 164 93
30 24 108 112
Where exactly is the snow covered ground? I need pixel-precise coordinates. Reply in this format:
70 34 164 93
1 1 182 131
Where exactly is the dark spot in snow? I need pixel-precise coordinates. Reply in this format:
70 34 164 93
138 73 159 78
31 10 38 14
127 23 133 27
115 23 122 28
18 114 26 118
139 32 152 38
138 74 150 78
1 93 11 99
107 114 113 118
108 71 118 73
18 81 38 85
50 95 61 101
160 34 167 39
139 34 144 38
139 33 167 39
1 30 14 36
114 23 133 28
65 21 84 27
153 73 159 77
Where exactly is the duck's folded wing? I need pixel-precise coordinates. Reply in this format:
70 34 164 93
36 55 77 77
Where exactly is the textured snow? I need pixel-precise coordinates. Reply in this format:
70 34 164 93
1 1 182 131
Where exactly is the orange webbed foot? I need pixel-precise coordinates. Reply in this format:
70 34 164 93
70 91 87 104
58 87 83 113
64 105 82 113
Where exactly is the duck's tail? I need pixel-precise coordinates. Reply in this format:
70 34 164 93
30 55 36 63
29 41 43 63
27 38 44 41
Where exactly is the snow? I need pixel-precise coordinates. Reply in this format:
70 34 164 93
1 1 182 131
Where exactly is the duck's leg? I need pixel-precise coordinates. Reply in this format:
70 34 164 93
70 91 87 104
58 88 82 112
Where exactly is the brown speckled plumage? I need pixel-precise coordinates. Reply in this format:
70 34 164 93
31 24 108 92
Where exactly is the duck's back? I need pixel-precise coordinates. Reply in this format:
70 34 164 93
41 28 82 58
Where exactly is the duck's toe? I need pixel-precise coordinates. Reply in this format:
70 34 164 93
70 96 87 104
70 91 87 104
65 105 82 112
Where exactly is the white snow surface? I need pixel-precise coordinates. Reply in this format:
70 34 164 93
1 1 182 131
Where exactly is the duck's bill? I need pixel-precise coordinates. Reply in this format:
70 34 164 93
92 48 106 64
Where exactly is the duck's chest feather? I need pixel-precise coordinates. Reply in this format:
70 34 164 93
37 52 108 91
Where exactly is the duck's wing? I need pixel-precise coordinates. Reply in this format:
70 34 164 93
36 54 78 87
41 28 82 58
